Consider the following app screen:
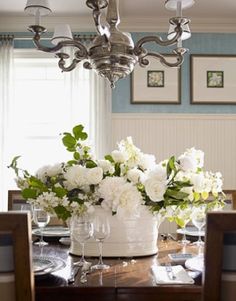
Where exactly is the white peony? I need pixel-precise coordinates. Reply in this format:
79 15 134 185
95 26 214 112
36 163 63 183
115 183 143 218
64 165 88 190
86 167 103 185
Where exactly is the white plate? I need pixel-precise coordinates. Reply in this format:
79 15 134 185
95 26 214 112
34 256 66 277
32 226 70 237
177 226 205 237
185 256 204 272
33 257 54 273
59 237 71 246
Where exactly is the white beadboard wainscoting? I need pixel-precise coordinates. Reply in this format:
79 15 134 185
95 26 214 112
112 113 236 234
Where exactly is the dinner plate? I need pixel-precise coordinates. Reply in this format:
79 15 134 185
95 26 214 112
34 256 66 277
32 226 70 237
176 226 205 237
33 257 54 273
185 255 204 272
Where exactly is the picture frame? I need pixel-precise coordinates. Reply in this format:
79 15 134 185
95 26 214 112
190 54 236 104
131 55 181 104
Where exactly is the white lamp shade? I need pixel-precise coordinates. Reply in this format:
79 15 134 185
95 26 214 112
167 23 191 41
51 24 73 45
24 0 51 16
165 0 195 11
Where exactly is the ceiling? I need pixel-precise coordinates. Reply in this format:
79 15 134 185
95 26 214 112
0 0 236 32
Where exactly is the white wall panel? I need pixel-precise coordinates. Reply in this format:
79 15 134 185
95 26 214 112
112 113 236 190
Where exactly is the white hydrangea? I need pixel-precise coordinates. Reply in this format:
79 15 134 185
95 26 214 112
64 165 88 190
178 147 204 172
36 163 63 183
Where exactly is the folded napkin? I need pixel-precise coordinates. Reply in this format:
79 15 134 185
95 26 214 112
151 265 194 284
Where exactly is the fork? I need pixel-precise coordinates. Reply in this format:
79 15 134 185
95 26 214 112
165 263 176 280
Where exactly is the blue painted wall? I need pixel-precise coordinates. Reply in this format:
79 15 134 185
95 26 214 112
6 32 236 114
113 33 236 114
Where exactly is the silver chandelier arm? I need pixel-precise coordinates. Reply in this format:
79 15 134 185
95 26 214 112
28 25 88 57
137 49 186 68
134 31 182 57
58 57 81 72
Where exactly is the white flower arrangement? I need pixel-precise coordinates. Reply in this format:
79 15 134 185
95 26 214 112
9 124 225 225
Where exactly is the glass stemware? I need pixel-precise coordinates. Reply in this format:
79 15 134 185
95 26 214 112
178 207 192 245
21 203 33 221
33 205 50 246
71 216 94 267
91 213 110 270
191 206 206 246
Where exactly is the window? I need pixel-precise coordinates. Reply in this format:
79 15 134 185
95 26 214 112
6 49 91 200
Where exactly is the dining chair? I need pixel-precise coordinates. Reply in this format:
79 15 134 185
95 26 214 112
8 190 64 226
0 212 34 301
203 211 236 301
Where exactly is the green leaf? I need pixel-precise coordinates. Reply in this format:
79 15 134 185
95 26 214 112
165 189 189 200
7 155 21 176
86 160 97 168
72 125 88 141
167 156 176 178
66 160 78 166
53 187 67 198
22 188 37 199
29 176 48 191
104 155 114 163
62 133 76 148
54 205 71 221
73 152 80 160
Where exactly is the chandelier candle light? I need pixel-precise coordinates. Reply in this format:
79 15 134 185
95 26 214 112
24 0 194 88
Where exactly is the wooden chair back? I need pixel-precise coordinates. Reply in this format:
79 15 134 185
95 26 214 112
203 211 236 301
0 212 34 301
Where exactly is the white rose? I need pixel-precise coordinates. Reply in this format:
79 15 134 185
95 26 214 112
127 168 144 184
111 150 128 163
97 160 115 174
191 173 205 192
144 178 167 202
179 154 197 172
86 167 103 185
138 153 156 170
148 164 167 181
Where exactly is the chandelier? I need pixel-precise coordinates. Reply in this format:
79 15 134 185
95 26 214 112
24 0 194 88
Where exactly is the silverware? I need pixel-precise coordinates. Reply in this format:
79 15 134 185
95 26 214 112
165 263 176 280
68 266 80 284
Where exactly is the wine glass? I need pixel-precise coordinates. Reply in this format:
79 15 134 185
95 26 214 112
91 213 110 270
33 205 50 246
191 205 206 246
21 203 33 221
177 207 192 245
71 216 94 267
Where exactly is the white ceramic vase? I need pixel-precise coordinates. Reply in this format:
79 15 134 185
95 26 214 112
70 206 163 257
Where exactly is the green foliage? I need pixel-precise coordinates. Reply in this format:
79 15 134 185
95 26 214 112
85 160 97 168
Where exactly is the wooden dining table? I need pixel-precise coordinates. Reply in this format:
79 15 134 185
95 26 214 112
34 237 202 301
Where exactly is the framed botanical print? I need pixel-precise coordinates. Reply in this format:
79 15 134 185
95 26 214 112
191 55 236 104
131 55 181 104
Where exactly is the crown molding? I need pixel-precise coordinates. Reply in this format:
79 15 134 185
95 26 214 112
1 16 236 33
